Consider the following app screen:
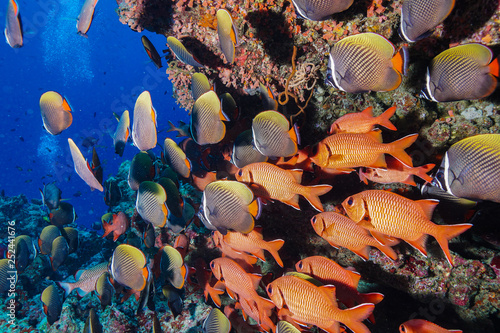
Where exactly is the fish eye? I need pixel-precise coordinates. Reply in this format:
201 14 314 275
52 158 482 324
436 170 444 181
347 197 353 206
237 169 243 177
266 285 273 295
297 261 303 269
399 325 406 332
210 261 215 269
311 145 318 155
311 216 317 224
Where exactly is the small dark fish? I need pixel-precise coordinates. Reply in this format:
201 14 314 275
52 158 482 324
128 151 155 191
50 235 69 271
220 92 239 121
14 235 36 273
162 285 184 318
16 166 22 171
19 136 24 142
61 227 79 254
41 284 62 325
142 36 163 69
81 136 98 148
143 222 156 249
91 147 103 186
25 179 32 183
83 308 103 333
95 272 114 308
49 201 77 226
73 191 82 197
104 178 122 207
159 177 183 218
40 182 61 210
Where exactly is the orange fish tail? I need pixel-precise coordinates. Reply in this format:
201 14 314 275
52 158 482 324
341 303 375 333
374 242 398 261
489 57 499 77
255 296 275 328
434 223 472 266
415 163 436 183
302 184 333 212
265 239 285 267
376 106 397 131
359 292 384 305
205 284 224 307
387 134 418 167
101 220 112 238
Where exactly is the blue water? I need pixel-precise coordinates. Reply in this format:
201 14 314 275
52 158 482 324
0 0 188 229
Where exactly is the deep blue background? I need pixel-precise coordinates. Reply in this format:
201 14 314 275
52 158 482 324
0 0 188 229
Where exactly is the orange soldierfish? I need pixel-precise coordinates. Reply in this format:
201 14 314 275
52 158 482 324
310 130 418 172
295 256 384 323
266 275 374 333
311 211 398 261
329 105 397 134
210 257 275 326
214 228 285 267
173 233 189 259
399 319 463 333
342 190 472 266
359 157 435 186
235 298 276 332
235 162 332 212
101 211 130 242
212 231 259 266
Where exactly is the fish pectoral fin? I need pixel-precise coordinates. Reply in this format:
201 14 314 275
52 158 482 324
282 195 301 210
351 247 370 261
369 154 386 169
226 287 237 300
370 230 399 246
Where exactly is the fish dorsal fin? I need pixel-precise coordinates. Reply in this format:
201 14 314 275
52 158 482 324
365 129 383 143
226 287 236 299
248 273 262 290
319 285 337 306
288 169 303 184
346 269 362 289
361 106 373 117
75 269 85 281
415 199 439 220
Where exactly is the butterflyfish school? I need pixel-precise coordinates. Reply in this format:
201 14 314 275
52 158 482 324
327 33 406 93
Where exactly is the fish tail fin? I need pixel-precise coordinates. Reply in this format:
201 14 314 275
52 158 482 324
375 105 397 131
341 303 375 333
265 239 285 267
302 184 333 212
205 284 224 307
387 133 418 167
358 292 384 323
489 57 499 77
414 163 436 183
101 220 112 238
57 281 74 297
374 242 398 261
255 296 275 328
434 223 473 266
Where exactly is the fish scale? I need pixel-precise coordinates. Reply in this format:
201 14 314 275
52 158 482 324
244 163 302 200
268 275 360 329
401 0 455 42
353 190 435 239
296 256 360 290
